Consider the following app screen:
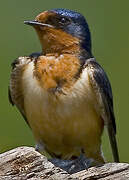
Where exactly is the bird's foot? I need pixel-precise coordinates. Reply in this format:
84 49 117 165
49 154 93 174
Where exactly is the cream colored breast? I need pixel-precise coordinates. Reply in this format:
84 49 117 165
22 61 102 154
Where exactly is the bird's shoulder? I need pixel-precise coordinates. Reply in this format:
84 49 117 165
9 56 32 104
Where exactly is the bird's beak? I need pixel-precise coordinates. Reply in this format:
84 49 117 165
24 20 54 28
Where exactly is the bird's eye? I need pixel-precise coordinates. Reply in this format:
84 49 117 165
61 17 67 23
60 17 70 25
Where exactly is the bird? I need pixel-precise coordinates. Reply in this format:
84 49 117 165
9 8 119 171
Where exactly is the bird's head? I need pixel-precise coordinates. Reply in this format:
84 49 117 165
24 9 92 58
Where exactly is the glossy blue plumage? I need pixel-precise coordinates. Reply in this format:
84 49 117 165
51 8 85 22
50 9 92 53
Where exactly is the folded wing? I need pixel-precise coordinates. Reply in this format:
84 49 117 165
86 58 119 162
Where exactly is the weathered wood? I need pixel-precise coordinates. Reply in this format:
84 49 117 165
0 146 128 180
0 147 72 180
72 163 129 180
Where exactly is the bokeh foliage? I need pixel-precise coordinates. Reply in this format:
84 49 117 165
0 0 129 163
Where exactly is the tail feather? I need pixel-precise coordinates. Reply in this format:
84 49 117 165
107 125 119 162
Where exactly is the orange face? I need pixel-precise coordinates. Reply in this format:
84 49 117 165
34 11 80 55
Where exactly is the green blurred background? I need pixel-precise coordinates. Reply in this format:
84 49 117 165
0 0 129 163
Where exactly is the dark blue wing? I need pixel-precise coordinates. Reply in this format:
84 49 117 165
86 58 119 162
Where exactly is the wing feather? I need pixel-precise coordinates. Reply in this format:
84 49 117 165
9 53 41 125
9 56 32 125
85 58 119 162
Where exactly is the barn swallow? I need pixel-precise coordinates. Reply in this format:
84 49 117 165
9 8 119 171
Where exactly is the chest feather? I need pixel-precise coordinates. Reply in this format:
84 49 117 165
33 54 80 91
22 59 103 156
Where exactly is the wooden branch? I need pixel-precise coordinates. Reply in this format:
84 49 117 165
0 147 128 180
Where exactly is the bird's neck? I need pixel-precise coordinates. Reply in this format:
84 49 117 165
35 27 92 60
42 40 80 55
35 27 82 56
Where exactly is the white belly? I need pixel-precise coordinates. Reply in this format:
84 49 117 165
22 62 103 157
